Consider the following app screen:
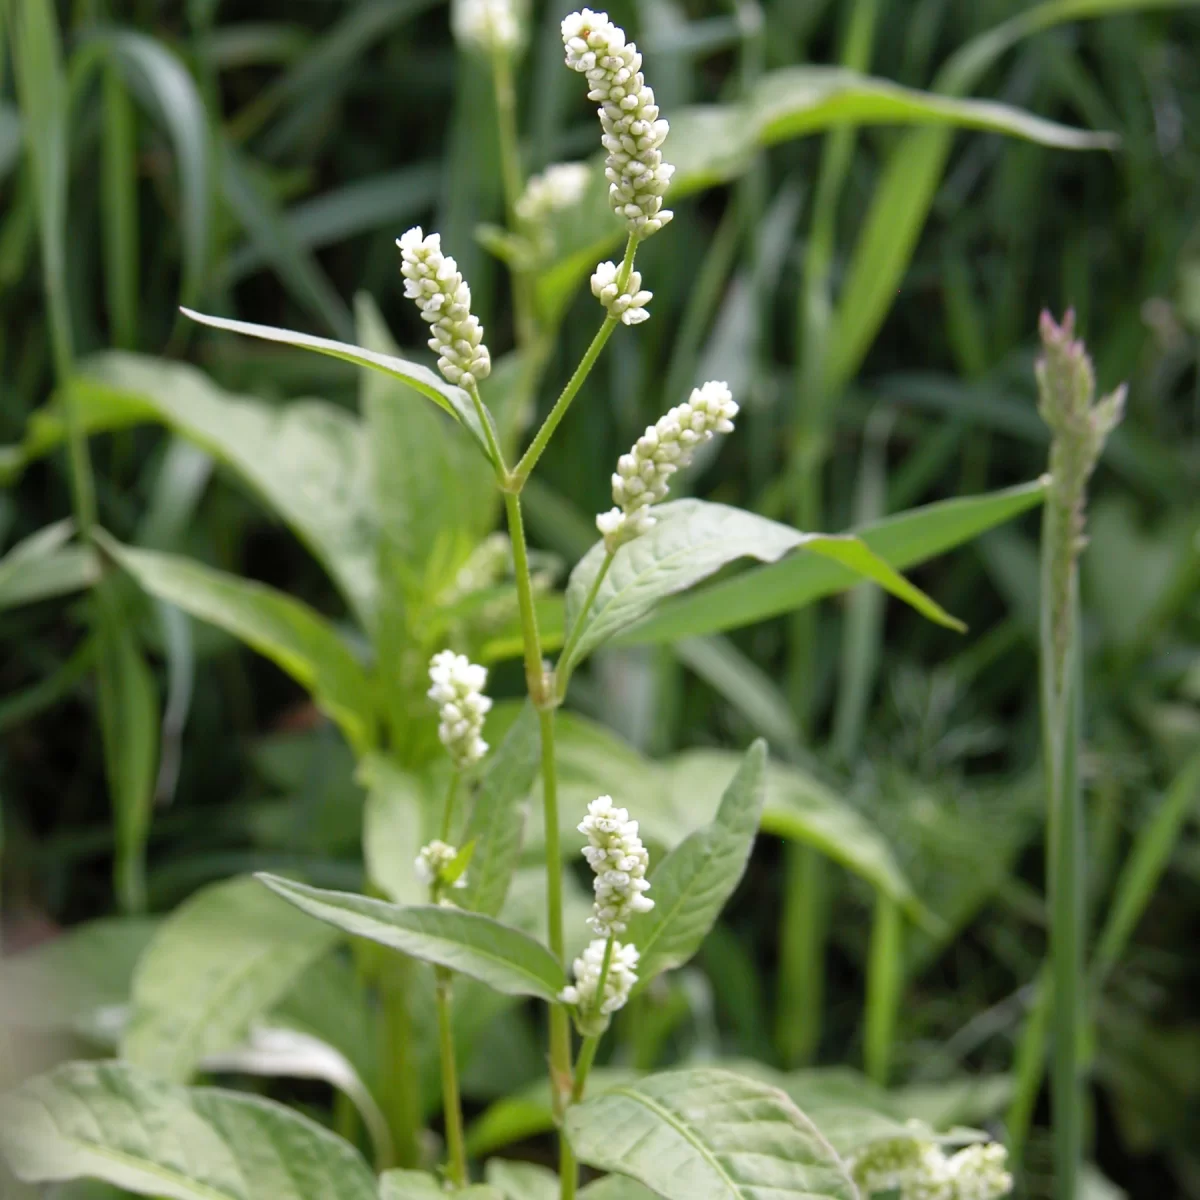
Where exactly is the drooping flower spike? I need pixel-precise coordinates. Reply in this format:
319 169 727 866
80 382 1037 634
596 381 739 552
578 795 654 936
561 9 674 240
427 650 492 768
398 228 491 388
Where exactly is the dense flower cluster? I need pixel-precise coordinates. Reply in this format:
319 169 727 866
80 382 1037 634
849 1134 1013 1200
398 228 491 388
452 0 520 52
590 260 652 325
415 840 467 889
558 937 640 1034
579 796 653 936
427 650 492 767
595 381 739 551
561 9 673 239
515 162 591 226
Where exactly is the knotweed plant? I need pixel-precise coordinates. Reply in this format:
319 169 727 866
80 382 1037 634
0 8 1038 1200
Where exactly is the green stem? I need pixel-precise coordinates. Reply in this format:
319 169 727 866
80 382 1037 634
555 551 614 698
379 954 421 1168
435 969 468 1187
864 893 903 1086
504 491 546 701
774 843 827 1066
439 770 460 841
512 236 636 486
466 379 508 481
572 1034 601 1103
1006 968 1050 1175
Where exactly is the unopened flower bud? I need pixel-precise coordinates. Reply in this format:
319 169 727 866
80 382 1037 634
591 260 652 325
427 650 492 767
558 937 640 1034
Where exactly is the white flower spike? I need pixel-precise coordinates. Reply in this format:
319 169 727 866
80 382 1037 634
415 840 467 889
453 0 520 52
595 380 739 552
398 227 491 388
427 650 492 767
558 937 640 1034
515 162 591 227
579 795 653 936
591 260 652 325
561 9 674 239
848 1133 1013 1200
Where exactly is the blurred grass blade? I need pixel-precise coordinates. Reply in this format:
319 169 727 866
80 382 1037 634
98 532 377 756
828 0 1194 392
624 480 1045 644
864 894 904 1086
101 66 138 349
218 141 353 339
222 164 440 285
1094 746 1200 974
97 30 213 310
94 584 159 915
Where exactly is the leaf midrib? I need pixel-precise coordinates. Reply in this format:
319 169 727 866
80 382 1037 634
609 1085 742 1197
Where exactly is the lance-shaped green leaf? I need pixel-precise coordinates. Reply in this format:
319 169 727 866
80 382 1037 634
564 500 961 673
98 534 376 755
258 874 565 1001
380 1171 503 1199
0 519 100 610
180 307 499 467
623 480 1046 644
0 1061 376 1200
565 1068 858 1200
459 703 541 917
629 741 767 987
121 876 340 1082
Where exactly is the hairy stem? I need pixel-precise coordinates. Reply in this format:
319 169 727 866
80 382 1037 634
505 491 546 702
435 969 468 1187
467 378 509 481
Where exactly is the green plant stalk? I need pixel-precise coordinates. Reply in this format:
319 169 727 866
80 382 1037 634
1006 968 1050 1174
570 934 615 1104
1042 553 1084 1200
555 551 614 698
434 968 468 1187
467 379 508 483
378 953 421 1169
101 64 138 350
864 893 903 1086
439 770 460 841
511 235 637 487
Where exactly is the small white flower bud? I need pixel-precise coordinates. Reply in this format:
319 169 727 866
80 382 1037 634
590 259 652 325
595 380 739 551
945 1144 1013 1200
561 9 673 240
427 650 492 767
397 227 491 388
415 840 468 888
578 796 653 936
515 162 591 227
453 0 520 53
848 1132 1012 1200
558 937 640 1034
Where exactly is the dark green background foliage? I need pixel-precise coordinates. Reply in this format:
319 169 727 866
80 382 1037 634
1 1 1198 1197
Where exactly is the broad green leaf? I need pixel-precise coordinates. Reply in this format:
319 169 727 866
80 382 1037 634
0 916 157 1043
0 519 99 609
380 1170 503 1199
564 500 960 674
0 1061 376 1200
361 754 427 905
579 1179 659 1200
99 534 376 755
629 741 767 987
122 876 339 1082
828 0 1188 391
663 751 924 920
258 874 566 1000
485 1160 559 1200
201 1025 393 1170
623 480 1046 644
42 354 379 626
180 307 498 465
460 704 541 917
565 1068 858 1200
